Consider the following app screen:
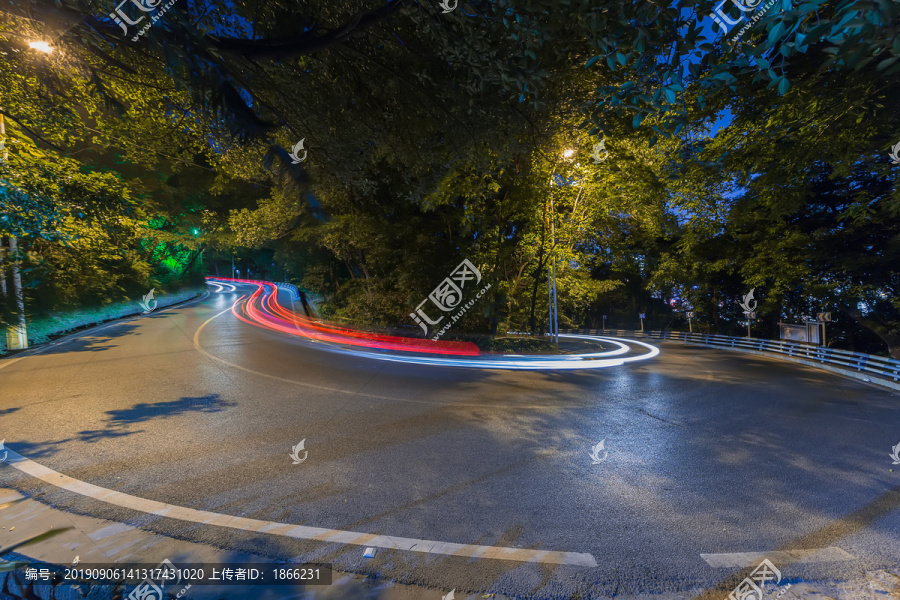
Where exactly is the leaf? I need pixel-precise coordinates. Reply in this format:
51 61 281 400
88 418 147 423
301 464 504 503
633 113 643 129
585 56 600 68
768 22 785 45
777 77 790 94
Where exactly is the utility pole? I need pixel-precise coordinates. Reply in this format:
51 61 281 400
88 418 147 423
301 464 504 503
547 269 553 340
550 264 559 344
549 196 559 344
0 111 28 349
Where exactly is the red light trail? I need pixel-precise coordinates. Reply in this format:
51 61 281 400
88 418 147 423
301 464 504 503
207 277 481 356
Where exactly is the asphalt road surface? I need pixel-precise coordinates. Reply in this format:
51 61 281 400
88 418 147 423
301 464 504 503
1 283 898 599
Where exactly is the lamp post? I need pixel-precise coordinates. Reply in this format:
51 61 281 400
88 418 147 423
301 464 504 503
0 41 56 349
548 202 558 345
546 148 576 344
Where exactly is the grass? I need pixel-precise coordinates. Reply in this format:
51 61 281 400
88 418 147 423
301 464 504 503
462 334 559 354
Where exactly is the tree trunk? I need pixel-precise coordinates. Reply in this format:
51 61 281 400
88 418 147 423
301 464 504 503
6 236 27 349
0 239 7 297
528 251 546 334
712 292 720 334
840 305 900 359
529 198 549 334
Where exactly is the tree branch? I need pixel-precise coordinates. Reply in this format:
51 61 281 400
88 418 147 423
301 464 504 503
210 0 410 60
0 110 64 152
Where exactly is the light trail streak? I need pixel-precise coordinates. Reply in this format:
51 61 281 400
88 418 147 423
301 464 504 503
205 277 660 369
208 281 236 292
209 277 480 356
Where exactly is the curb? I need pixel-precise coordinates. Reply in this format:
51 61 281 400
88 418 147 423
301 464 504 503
0 289 210 362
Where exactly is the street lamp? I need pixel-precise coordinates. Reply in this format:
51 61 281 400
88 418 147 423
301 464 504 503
546 149 577 344
28 41 53 53
0 38 55 349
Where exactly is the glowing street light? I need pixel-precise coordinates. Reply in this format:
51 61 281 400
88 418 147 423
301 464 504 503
28 41 53 53
562 148 575 158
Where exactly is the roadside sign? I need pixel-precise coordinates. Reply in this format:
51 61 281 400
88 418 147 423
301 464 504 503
638 313 646 319
686 311 694 318
748 312 757 319
817 312 832 322
602 315 607 319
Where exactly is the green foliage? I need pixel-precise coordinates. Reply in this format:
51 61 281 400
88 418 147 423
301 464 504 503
468 335 558 354
0 0 896 356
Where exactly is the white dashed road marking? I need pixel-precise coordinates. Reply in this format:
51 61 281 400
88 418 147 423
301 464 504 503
701 547 855 568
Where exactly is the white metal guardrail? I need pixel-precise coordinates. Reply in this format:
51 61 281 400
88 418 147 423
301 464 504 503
273 282 301 301
273 282 324 317
558 328 900 391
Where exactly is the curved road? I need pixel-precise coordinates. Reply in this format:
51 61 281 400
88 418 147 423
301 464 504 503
1 283 898 599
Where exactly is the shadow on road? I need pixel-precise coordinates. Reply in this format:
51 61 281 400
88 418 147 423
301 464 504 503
24 322 143 356
104 394 237 425
2 395 236 459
